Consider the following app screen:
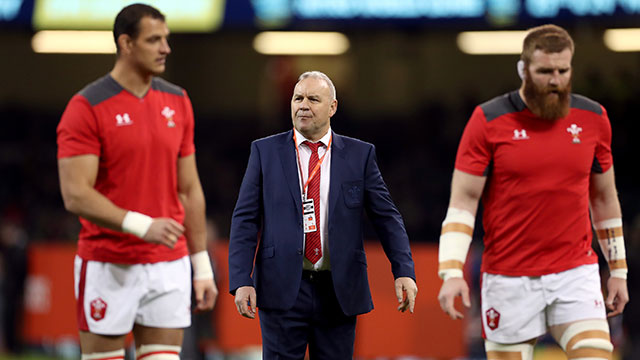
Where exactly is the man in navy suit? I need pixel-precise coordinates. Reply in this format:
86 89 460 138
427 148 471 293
229 71 417 359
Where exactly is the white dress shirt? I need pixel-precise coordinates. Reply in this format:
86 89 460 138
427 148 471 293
294 127 332 271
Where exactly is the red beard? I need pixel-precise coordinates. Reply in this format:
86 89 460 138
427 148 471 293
523 71 571 121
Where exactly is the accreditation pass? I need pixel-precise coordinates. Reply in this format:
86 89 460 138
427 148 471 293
302 197 317 233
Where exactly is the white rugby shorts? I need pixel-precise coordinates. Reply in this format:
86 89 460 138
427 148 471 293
481 263 606 344
74 255 192 335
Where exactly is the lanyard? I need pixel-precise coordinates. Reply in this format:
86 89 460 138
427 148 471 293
293 130 332 199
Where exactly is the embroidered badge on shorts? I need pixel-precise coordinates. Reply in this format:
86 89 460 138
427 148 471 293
486 307 500 330
90 298 107 321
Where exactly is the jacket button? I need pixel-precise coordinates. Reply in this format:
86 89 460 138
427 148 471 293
297 248 303 255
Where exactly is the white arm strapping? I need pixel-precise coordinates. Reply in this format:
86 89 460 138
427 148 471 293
121 211 153 239
594 218 627 279
438 207 474 281
190 250 214 280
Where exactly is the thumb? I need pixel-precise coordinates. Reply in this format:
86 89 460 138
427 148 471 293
194 284 203 304
605 290 616 309
461 288 471 308
395 283 404 303
250 292 257 312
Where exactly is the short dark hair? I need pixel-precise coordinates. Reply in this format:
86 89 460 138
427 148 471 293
113 3 165 53
521 24 574 64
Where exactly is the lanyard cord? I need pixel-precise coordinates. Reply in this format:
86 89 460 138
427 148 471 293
293 130 332 198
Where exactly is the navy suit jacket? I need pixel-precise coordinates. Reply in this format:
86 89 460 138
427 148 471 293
229 130 415 316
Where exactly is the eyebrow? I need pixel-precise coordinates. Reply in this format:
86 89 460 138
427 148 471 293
536 66 570 71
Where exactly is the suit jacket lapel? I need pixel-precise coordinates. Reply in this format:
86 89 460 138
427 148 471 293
328 131 346 223
279 130 303 214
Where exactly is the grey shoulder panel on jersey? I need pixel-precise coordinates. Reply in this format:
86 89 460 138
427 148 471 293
78 75 124 106
479 91 525 122
571 94 603 115
151 77 184 96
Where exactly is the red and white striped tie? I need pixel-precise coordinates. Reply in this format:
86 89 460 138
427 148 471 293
304 141 322 264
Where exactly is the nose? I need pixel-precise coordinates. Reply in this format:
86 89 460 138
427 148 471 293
161 38 171 54
299 98 310 109
549 70 561 86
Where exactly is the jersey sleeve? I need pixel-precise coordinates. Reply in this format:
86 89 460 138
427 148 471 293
57 95 101 159
178 90 195 158
592 105 613 173
455 106 492 176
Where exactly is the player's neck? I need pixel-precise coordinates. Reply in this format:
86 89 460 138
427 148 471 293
518 87 529 108
110 61 154 98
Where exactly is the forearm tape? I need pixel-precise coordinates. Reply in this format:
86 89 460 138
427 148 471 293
594 218 627 279
438 207 474 281
190 250 214 280
121 211 153 238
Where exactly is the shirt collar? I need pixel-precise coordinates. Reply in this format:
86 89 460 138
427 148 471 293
294 127 332 148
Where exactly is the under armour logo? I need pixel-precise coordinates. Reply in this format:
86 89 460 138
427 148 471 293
115 113 132 126
512 129 529 140
567 124 582 144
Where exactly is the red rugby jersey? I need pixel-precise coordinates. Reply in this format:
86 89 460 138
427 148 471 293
57 75 194 264
455 91 612 276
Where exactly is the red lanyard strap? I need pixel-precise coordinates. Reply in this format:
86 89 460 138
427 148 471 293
293 130 332 197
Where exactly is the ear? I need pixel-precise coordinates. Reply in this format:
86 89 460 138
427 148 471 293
517 60 526 80
329 99 338 117
117 34 133 55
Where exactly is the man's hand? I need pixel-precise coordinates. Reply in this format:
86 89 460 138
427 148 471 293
395 277 418 313
234 286 257 319
437 277 470 320
143 218 185 248
606 277 629 317
194 278 218 312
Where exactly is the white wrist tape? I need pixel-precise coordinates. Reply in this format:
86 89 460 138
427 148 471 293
121 211 153 239
190 250 214 280
438 207 474 281
595 218 627 279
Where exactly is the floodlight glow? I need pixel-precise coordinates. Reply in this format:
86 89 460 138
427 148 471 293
33 0 224 32
253 31 349 55
457 31 527 55
604 28 640 52
32 31 116 54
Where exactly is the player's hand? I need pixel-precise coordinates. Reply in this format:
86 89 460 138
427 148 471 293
395 277 418 313
606 276 629 317
234 286 257 319
143 218 185 248
437 277 470 320
193 278 218 312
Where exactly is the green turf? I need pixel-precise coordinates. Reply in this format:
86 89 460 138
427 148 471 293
0 354 59 360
